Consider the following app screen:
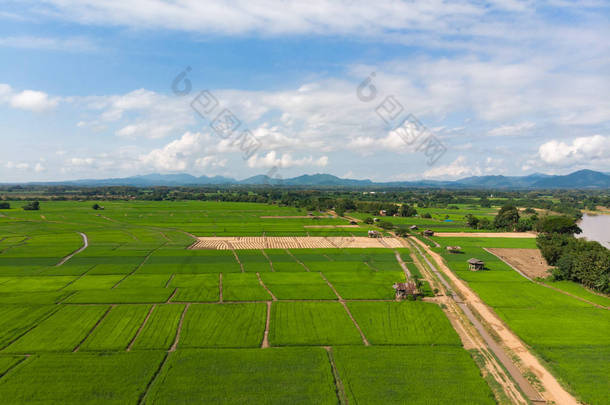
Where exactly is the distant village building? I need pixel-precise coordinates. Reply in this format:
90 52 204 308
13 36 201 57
368 230 381 238
409 225 418 230
373 217 379 222
468 258 485 271
379 210 387 216
393 281 418 300
446 246 462 253
423 229 434 237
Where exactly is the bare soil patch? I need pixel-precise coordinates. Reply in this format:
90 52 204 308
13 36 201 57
486 248 551 279
190 236 403 250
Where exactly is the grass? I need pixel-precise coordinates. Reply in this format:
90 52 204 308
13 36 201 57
4 305 109 353
543 280 610 307
0 351 165 404
130 304 185 350
0 305 59 349
322 270 404 300
179 303 266 348
64 288 173 304
168 274 218 302
347 301 461 345
333 346 495 404
260 273 336 300
269 302 363 346
223 273 272 301
147 348 338 405
80 305 151 351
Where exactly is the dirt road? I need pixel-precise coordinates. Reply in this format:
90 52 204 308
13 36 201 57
56 232 88 266
409 237 579 405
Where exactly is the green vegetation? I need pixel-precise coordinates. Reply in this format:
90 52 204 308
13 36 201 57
0 351 164 404
269 302 362 346
180 303 266 348
347 302 461 345
333 346 495 404
80 305 151 351
148 348 338 404
130 304 184 350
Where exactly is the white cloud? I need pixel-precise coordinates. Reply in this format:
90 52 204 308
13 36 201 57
488 122 535 136
246 151 328 169
9 90 58 112
423 156 481 179
69 157 95 166
34 162 46 172
139 132 207 172
537 135 610 166
0 36 97 52
195 156 228 169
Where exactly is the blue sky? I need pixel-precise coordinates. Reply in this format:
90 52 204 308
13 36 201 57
0 0 609 182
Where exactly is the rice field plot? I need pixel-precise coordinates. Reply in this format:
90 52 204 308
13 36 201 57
0 276 76 292
543 280 610 307
142 249 241 274
322 270 404 300
168 274 218 302
264 249 304 272
65 288 173 304
0 291 72 305
130 304 185 350
147 348 338 405
288 250 331 271
260 273 336 300
116 274 171 289
347 302 461 345
0 356 23 375
40 262 95 276
333 346 495 404
236 250 272 272
4 305 109 353
62 274 124 290
179 303 266 348
87 262 142 275
0 351 165 404
269 302 362 346
535 345 610 405
468 281 593 309
0 305 59 349
223 273 272 301
80 305 151 351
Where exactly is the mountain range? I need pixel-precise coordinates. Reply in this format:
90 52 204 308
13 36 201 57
12 169 610 189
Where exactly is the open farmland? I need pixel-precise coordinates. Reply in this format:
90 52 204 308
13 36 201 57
0 200 545 404
431 236 610 405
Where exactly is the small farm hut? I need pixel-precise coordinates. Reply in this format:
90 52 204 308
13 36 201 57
393 281 418 300
423 229 434 237
368 230 381 238
409 225 418 230
446 246 462 253
349 220 358 225
468 258 485 271
379 210 387 216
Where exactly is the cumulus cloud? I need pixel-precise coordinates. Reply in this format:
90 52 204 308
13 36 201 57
538 135 610 166
246 151 328 169
9 89 58 112
0 36 97 52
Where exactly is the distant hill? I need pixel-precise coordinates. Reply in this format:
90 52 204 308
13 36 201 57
11 170 610 189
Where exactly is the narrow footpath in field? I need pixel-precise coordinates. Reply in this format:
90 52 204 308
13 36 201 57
55 232 88 266
408 236 579 405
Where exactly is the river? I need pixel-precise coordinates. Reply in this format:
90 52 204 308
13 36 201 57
577 213 610 249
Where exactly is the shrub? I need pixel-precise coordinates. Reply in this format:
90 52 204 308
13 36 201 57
23 201 40 211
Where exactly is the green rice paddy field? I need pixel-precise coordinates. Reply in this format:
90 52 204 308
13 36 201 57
0 200 537 403
432 236 610 405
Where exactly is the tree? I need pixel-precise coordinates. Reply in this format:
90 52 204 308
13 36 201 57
464 214 479 228
92 203 103 210
363 217 374 224
378 220 394 230
399 204 417 217
480 196 491 208
23 201 40 211
395 227 409 237
536 216 581 234
421 212 432 219
0 202 10 209
493 205 520 230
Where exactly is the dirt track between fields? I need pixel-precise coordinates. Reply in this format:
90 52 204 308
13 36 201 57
486 248 551 279
56 232 88 266
434 232 537 238
410 237 579 405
